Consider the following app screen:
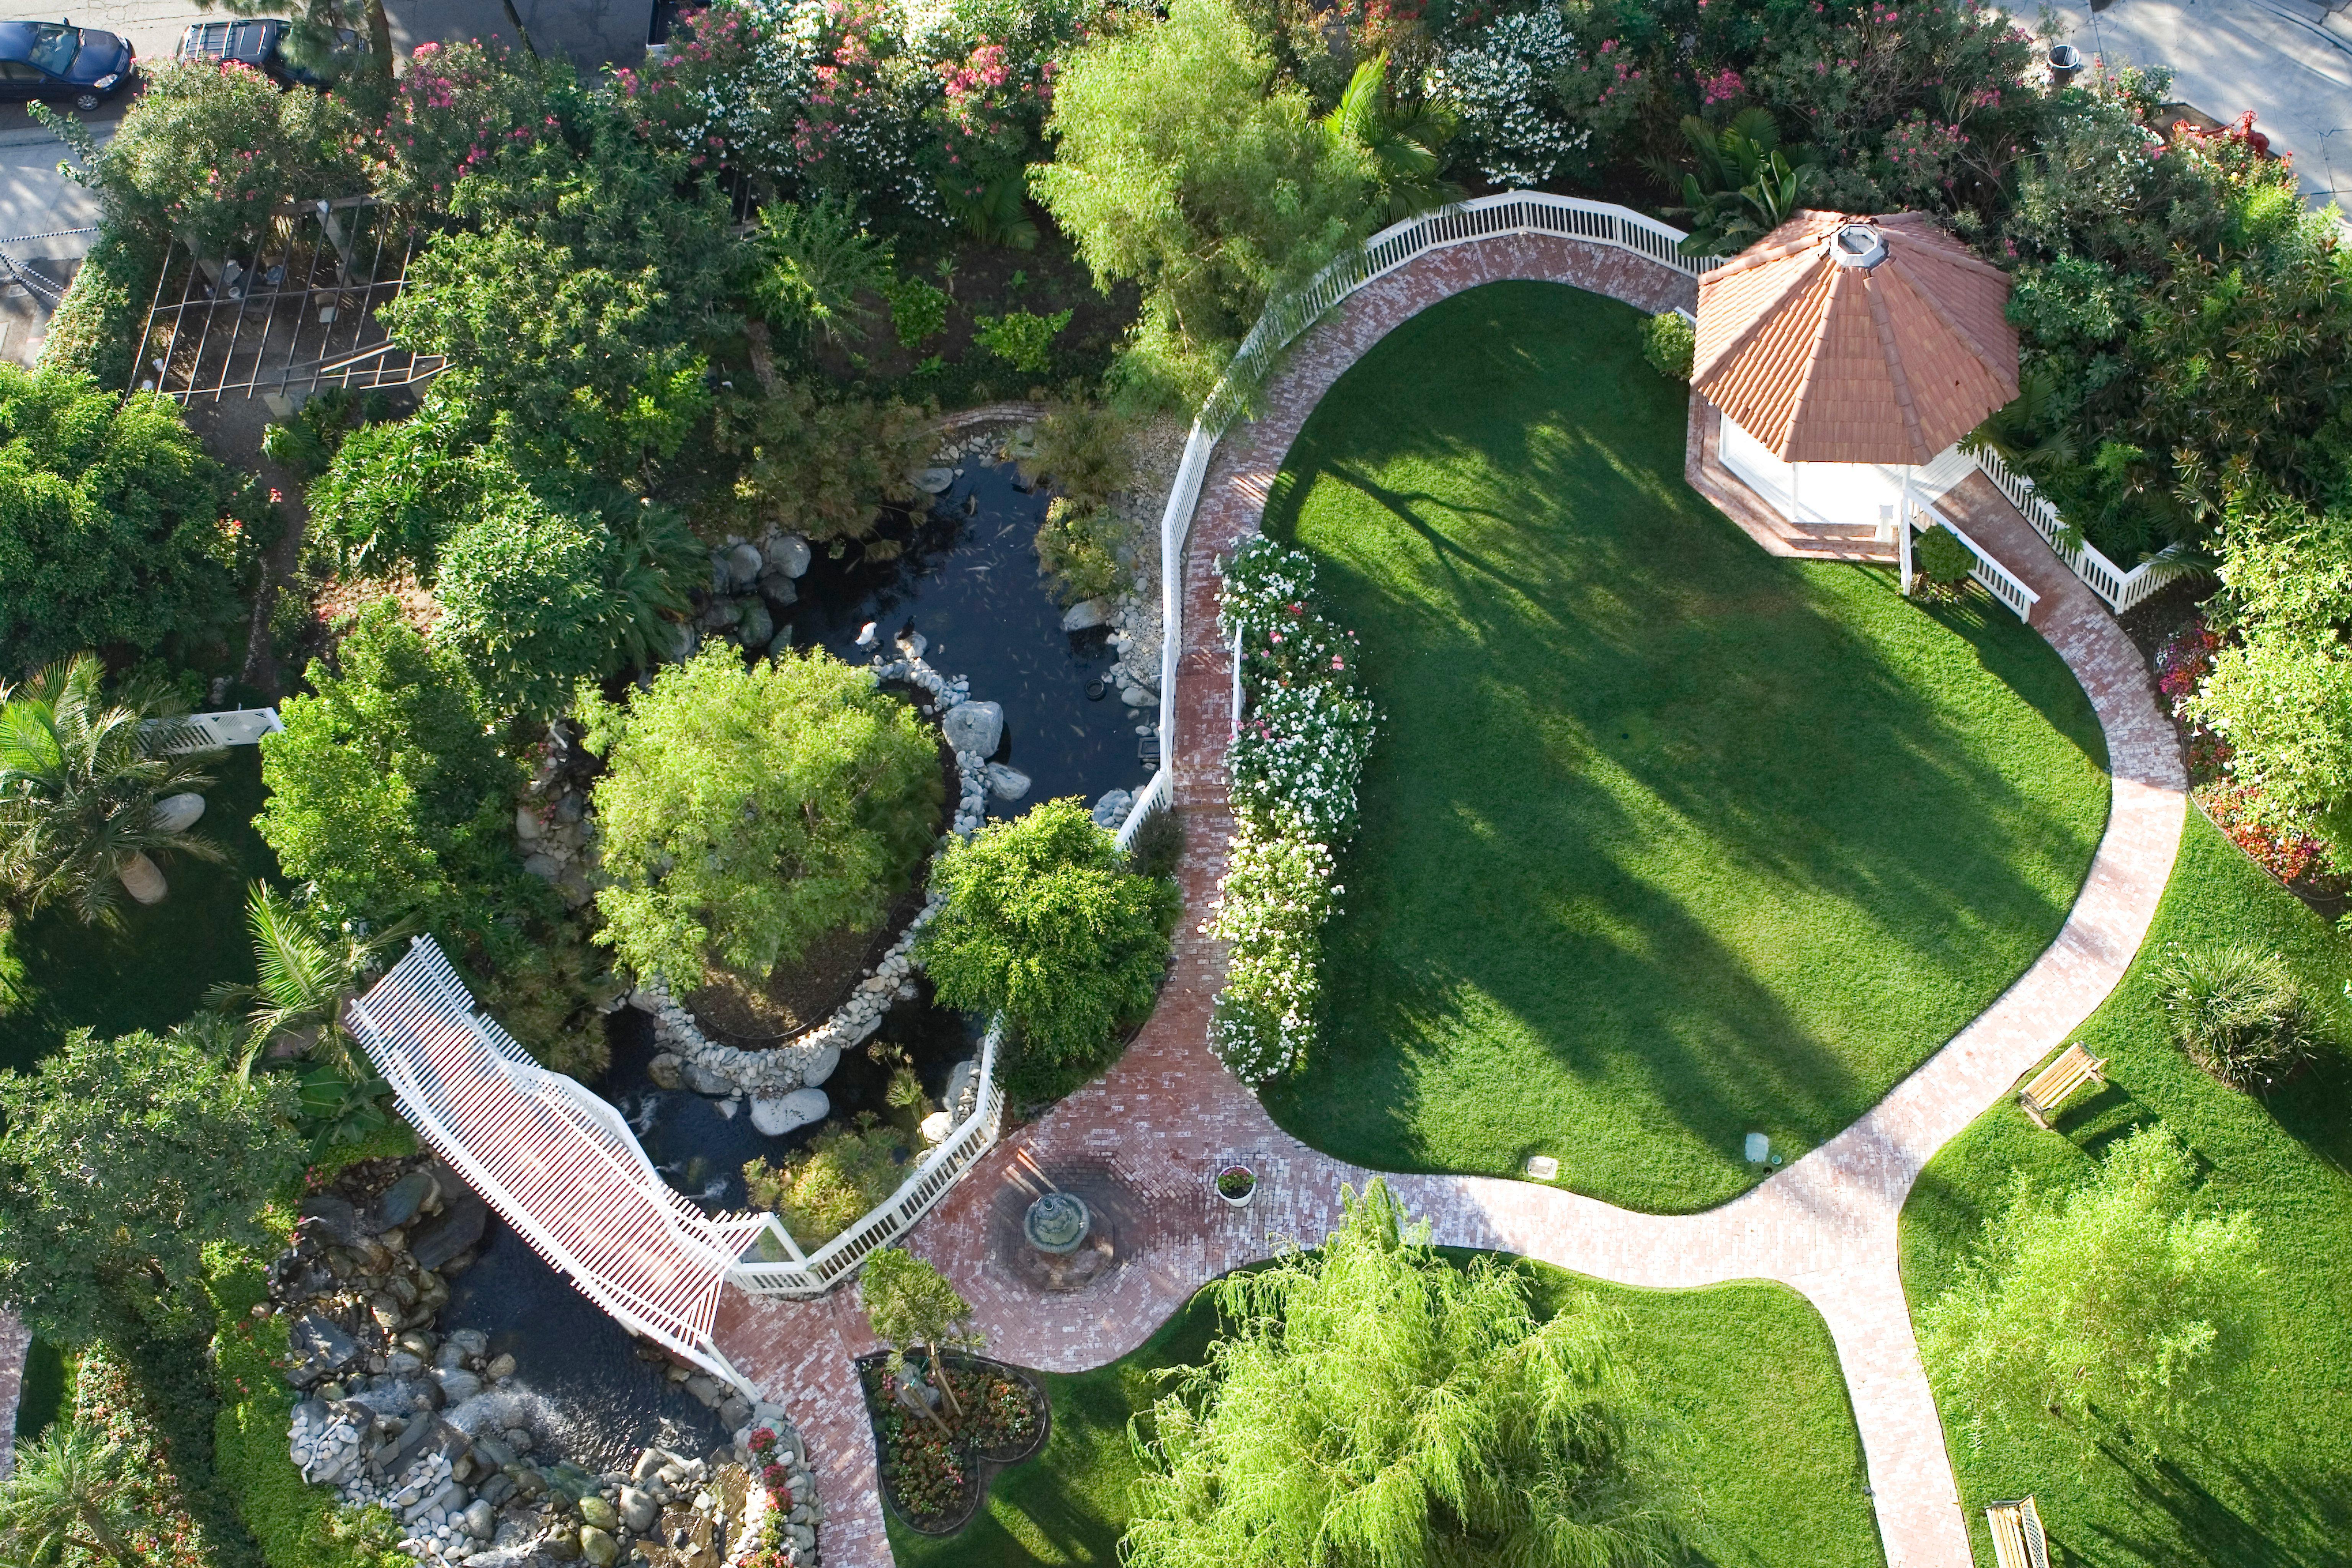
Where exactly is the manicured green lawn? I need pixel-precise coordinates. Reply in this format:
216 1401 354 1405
0 746 277 1074
1901 811 2352 1567
1256 280 2110 1212
885 1266 1884 1568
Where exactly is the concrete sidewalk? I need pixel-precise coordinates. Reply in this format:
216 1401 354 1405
2049 0 2352 207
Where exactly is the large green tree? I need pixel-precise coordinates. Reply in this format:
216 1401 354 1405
255 601 528 939
919 797 1175 1075
580 648 942 986
1030 0 1371 404
1918 1122 2262 1454
0 368 235 673
1127 1179 1692 1568
0 1027 302 1345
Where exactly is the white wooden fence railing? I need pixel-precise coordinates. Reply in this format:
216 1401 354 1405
1967 444 2167 613
348 938 766 1392
1913 501 2042 621
724 1020 1007 1297
1149 193 1723 788
138 706 283 755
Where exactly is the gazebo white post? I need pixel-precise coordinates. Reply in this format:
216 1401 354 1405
1897 464 1916 595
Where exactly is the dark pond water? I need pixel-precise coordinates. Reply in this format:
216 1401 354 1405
790 459 1155 818
439 465 1137 1459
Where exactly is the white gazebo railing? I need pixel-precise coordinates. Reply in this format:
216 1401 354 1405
724 1019 1007 1297
1912 500 2042 621
1148 193 1723 791
349 938 766 1389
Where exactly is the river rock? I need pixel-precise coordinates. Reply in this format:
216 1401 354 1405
291 1312 358 1373
514 806 543 842
759 573 799 609
764 533 811 577
578 1527 618 1568
151 791 207 833
750 1088 829 1137
799 1044 840 1087
464 1498 497 1538
647 1052 684 1090
985 763 1032 801
726 542 764 586
410 1194 489 1271
1090 789 1132 829
577 1494 619 1531
737 599 774 649
941 699 1003 756
376 1171 437 1230
483 1352 516 1381
1060 597 1113 632
299 1193 360 1246
434 1368 482 1405
617 1486 658 1532
920 1109 954 1144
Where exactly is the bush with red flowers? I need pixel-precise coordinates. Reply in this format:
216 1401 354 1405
857 1352 1044 1531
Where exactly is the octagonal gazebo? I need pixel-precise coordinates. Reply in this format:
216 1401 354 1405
1692 210 2019 590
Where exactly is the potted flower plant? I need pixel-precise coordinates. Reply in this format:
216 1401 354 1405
1215 1163 1257 1208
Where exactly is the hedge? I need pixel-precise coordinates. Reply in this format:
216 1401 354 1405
38 221 168 390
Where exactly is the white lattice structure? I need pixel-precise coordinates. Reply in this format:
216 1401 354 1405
138 706 283 755
348 938 764 1390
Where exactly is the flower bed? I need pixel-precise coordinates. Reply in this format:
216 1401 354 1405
1206 538 1378 1081
856 1351 1049 1535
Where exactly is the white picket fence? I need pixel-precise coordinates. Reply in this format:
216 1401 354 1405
1913 501 2042 621
724 1019 1007 1297
1967 444 2170 613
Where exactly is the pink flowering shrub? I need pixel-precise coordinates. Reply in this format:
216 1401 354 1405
374 39 559 209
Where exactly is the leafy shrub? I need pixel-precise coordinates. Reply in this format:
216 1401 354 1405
258 389 380 483
580 647 943 986
1018 398 1134 511
709 383 932 545
64 1344 259 1568
0 367 237 674
2154 943 2320 1090
1641 311 1694 382
1918 1124 2261 1454
972 308 1071 375
744 1114 913 1246
35 223 167 389
305 397 487 578
884 274 950 348
919 798 1177 1087
1912 524 1976 597
1125 800 1184 880
752 196 893 346
1034 497 1125 605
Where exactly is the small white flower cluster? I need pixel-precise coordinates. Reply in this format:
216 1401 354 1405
1430 9 1592 188
1205 539 1377 1083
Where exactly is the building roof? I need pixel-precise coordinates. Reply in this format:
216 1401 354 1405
1691 210 2018 466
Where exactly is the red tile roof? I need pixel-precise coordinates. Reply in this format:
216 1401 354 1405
1692 210 2018 465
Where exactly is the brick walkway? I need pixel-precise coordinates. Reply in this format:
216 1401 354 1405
714 237 2187 1568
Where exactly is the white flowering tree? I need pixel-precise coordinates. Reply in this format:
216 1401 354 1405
1430 9 1589 188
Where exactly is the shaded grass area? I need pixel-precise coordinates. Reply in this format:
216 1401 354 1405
0 746 277 1074
884 1266 1883 1568
1257 279 2110 1212
1901 812 2352 1567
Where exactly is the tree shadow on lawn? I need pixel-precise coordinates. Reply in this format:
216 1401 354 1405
2073 1432 2352 1568
1256 283 2108 1209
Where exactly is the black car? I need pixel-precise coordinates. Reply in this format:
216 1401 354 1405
176 16 364 89
0 18 133 111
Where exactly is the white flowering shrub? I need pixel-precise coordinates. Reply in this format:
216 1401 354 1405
1206 538 1377 1082
1430 8 1590 188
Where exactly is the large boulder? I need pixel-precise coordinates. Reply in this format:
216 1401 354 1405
298 1193 361 1246
750 1088 829 1137
410 1192 489 1271
799 1044 840 1087
985 763 1032 801
1090 789 1132 830
1060 597 1113 632
375 1170 437 1230
616 1486 658 1533
941 699 1003 758
736 599 774 649
763 533 811 577
726 542 765 586
151 792 207 833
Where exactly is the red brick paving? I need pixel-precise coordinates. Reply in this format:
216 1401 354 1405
714 237 2187 1568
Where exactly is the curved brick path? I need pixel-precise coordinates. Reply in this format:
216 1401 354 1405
715 236 2188 1568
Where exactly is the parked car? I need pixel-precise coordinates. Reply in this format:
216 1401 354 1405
176 15 363 88
0 18 133 111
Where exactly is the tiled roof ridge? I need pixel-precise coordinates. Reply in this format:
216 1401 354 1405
1862 268 1933 465
1690 248 1832 389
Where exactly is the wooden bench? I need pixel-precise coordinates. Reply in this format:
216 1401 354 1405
1986 1495 2050 1568
2016 1042 2107 1130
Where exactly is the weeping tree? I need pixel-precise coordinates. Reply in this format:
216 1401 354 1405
1125 1180 1694 1568
0 652 224 924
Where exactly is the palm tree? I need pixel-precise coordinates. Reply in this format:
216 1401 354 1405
0 1422 144 1568
207 881 407 1080
1324 55 1462 222
0 652 225 926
